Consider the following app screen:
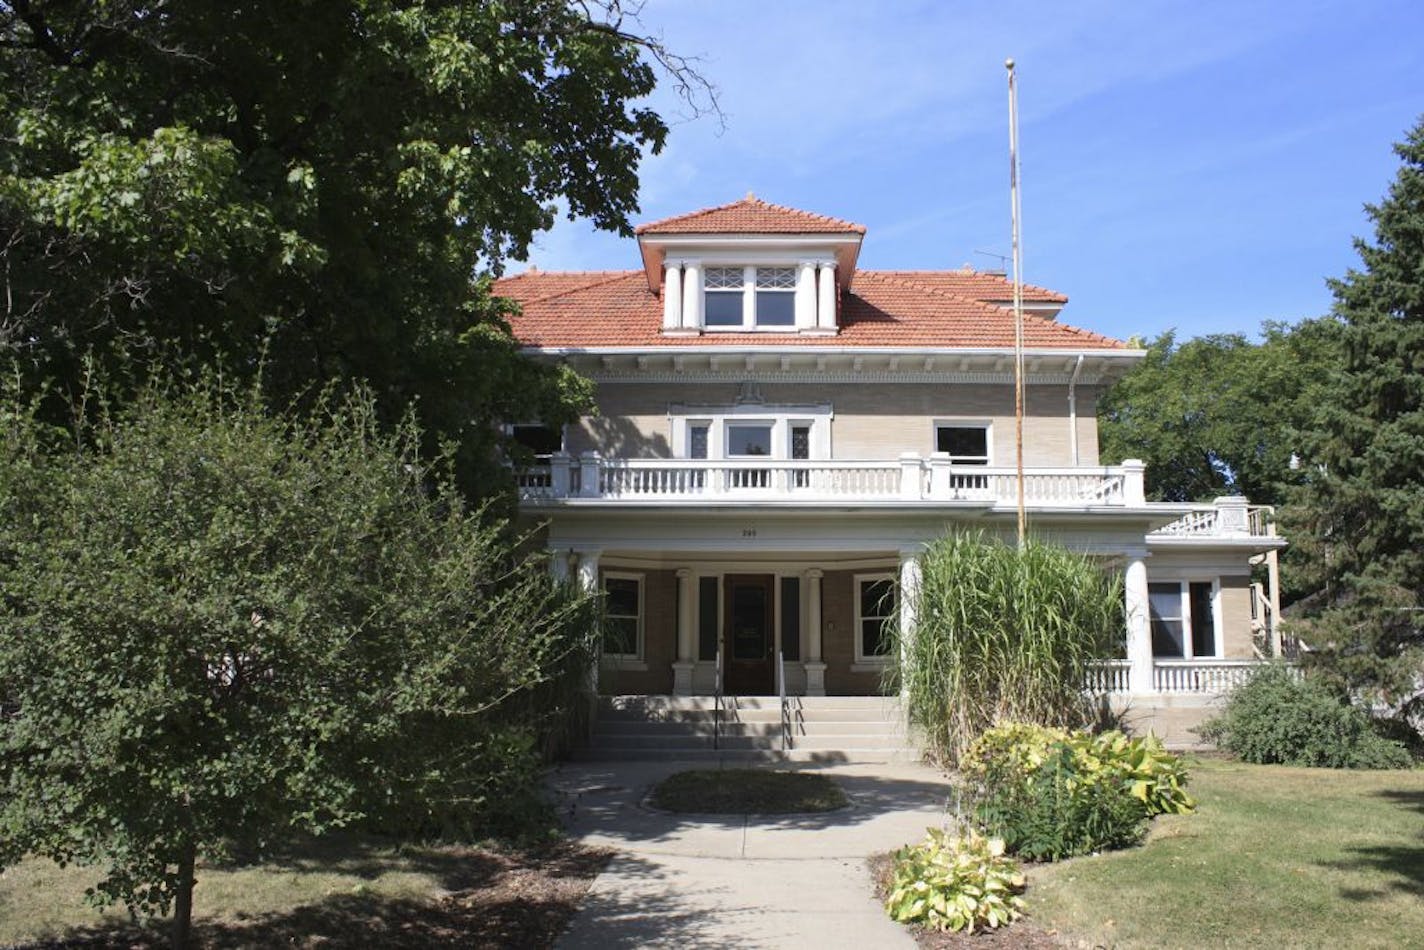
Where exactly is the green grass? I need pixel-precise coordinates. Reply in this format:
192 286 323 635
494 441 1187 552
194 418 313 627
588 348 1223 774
1026 758 1424 949
0 834 606 948
649 768 848 814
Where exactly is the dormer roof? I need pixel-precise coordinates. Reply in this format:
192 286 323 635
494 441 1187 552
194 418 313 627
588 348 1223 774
634 196 865 292
635 196 867 235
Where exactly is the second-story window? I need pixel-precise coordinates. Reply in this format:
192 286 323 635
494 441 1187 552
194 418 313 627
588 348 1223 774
703 266 798 329
935 423 990 464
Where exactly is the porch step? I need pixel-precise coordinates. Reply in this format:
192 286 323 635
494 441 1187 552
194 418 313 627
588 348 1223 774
578 695 917 764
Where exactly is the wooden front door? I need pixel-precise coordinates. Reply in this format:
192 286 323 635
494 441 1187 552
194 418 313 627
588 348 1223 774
723 574 775 695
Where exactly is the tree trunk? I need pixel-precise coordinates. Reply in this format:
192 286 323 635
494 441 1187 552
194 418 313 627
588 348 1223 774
171 839 196 950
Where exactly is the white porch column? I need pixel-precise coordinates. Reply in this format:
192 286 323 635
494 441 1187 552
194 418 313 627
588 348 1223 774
662 262 684 331
681 261 703 330
899 547 922 697
899 452 923 499
576 549 602 696
1124 547 1154 695
816 262 837 330
548 547 571 583
673 568 696 695
795 261 818 330
803 569 826 696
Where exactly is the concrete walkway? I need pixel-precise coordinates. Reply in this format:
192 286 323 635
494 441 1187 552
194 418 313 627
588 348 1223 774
547 760 955 949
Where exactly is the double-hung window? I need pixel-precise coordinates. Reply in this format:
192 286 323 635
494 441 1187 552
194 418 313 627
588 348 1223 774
1148 581 1219 658
703 266 797 329
602 573 643 659
855 574 897 662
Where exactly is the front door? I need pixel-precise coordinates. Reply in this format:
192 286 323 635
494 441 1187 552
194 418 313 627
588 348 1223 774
723 574 775 695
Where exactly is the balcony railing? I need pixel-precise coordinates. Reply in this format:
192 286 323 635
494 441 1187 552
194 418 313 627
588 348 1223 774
1148 502 1276 540
519 452 1144 508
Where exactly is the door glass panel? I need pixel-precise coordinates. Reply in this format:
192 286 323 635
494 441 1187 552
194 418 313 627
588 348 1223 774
689 424 709 459
1190 582 1216 657
730 583 768 660
790 425 810 488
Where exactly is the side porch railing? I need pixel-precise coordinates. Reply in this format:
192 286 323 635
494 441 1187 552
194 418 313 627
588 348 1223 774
1088 659 1300 696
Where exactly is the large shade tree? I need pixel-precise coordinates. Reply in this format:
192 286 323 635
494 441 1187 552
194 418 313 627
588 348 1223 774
0 0 705 494
1292 116 1424 727
1098 320 1342 509
0 375 597 948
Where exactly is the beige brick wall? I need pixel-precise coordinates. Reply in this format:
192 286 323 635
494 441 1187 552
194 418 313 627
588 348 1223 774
571 380 1100 466
599 568 676 694
821 569 894 696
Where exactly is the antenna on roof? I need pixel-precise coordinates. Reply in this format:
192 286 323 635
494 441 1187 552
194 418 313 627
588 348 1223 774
972 249 1011 274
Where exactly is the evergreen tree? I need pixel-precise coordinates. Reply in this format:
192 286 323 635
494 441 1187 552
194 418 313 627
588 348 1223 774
1294 117 1424 728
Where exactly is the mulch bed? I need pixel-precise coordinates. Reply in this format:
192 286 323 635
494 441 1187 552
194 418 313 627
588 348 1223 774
24 840 612 950
867 853 1067 949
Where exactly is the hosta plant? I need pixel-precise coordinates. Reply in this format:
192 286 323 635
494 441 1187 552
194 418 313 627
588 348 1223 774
885 827 1026 933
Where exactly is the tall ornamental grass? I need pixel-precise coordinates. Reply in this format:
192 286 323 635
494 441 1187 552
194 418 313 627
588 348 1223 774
895 531 1123 765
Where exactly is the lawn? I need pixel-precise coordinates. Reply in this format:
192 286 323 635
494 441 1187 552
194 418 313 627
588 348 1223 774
0 834 608 948
1025 758 1424 949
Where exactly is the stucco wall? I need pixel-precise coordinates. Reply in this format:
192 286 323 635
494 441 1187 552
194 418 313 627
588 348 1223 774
569 381 1103 467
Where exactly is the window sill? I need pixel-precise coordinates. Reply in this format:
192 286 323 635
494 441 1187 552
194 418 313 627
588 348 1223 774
851 660 892 674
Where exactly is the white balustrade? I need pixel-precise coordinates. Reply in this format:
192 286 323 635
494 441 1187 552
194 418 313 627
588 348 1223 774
516 456 1224 516
1086 660 1132 694
1152 660 1297 693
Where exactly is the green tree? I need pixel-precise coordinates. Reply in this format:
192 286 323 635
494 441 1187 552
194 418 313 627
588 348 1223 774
1098 320 1342 508
0 373 596 948
1292 117 1424 728
0 1 704 494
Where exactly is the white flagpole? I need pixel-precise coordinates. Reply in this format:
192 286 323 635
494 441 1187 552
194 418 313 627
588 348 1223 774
1007 58 1027 548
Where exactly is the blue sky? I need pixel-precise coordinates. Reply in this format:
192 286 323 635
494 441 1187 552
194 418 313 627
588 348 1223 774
523 0 1424 344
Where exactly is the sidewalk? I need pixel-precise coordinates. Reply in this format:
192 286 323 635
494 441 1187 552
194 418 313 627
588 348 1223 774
547 760 954 949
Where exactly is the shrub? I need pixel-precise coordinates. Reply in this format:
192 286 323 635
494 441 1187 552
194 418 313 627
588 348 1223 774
1199 665 1414 769
963 723 1195 861
885 828 1026 933
894 532 1123 765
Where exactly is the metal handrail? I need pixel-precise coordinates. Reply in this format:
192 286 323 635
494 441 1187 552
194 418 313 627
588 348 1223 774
776 649 789 753
713 646 723 751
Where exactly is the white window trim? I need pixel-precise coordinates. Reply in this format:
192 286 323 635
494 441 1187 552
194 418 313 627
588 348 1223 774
853 572 897 667
601 571 647 668
669 404 833 460
1149 578 1223 660
932 419 993 464
701 264 802 332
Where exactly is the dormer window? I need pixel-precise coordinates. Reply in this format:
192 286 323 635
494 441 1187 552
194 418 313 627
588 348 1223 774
703 266 798 329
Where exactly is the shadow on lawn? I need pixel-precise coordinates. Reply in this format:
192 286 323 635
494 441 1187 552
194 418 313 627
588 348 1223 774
33 840 612 950
1329 788 1424 903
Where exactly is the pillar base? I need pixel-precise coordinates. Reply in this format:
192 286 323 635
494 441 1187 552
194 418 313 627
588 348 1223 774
672 661 695 696
803 661 827 697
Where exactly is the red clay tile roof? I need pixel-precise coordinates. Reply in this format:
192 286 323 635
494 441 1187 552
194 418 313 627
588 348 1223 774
494 269 1124 350
635 196 867 235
